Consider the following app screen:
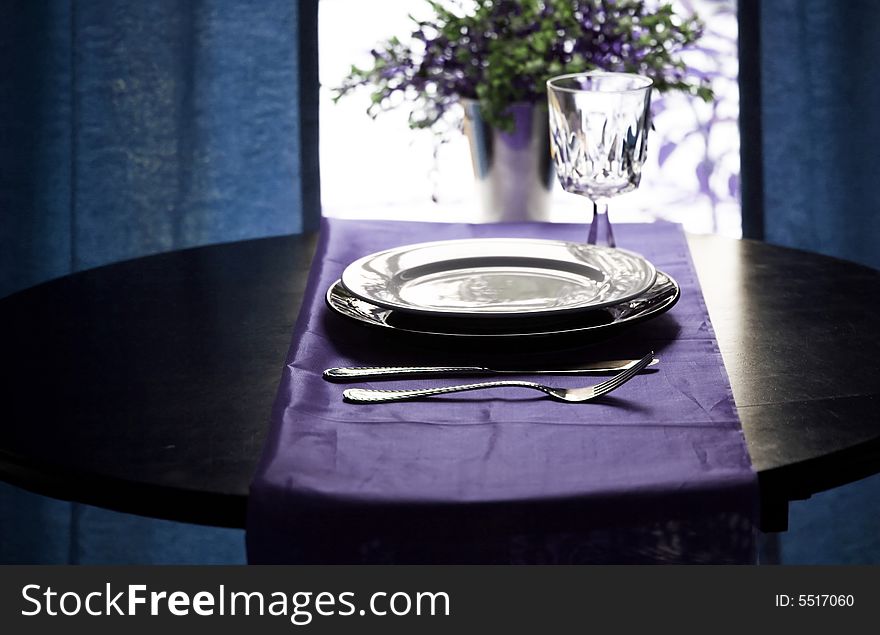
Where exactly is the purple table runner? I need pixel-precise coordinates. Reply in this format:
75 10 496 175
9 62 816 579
247 218 758 563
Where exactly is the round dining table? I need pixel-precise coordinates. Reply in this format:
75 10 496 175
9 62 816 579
0 230 878 533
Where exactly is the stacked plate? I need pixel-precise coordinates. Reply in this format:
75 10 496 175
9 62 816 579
326 238 679 340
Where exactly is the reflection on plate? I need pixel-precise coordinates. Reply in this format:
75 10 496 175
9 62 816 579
340 238 657 318
326 270 680 340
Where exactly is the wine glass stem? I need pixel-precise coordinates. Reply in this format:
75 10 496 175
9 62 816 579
588 201 615 248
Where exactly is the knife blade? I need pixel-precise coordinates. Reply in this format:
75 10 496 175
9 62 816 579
323 357 659 381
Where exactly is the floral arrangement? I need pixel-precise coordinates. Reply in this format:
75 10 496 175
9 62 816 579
334 0 713 132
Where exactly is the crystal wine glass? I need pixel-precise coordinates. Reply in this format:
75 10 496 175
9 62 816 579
547 72 653 247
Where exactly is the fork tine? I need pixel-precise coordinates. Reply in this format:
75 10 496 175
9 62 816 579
589 351 654 393
604 351 653 386
586 352 652 397
591 351 654 397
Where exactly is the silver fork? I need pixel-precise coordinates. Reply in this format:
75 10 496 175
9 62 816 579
343 351 654 404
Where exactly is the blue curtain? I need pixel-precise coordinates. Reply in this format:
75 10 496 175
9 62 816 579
0 0 319 563
740 0 880 563
741 0 880 270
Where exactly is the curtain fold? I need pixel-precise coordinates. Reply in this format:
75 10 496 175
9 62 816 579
740 0 880 270
0 0 319 563
1 0 319 297
739 0 880 564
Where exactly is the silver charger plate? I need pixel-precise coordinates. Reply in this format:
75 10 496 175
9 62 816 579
326 270 680 340
339 238 657 318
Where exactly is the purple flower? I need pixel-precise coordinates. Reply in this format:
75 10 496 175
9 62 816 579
335 0 711 131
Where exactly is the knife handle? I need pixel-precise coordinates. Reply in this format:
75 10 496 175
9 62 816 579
323 366 487 382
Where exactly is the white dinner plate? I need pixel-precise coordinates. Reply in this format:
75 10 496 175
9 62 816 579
325 271 679 339
339 238 657 318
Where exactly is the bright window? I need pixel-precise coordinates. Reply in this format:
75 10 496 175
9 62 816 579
319 0 740 237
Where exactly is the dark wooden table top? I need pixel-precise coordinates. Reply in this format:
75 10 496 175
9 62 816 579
1 231 878 531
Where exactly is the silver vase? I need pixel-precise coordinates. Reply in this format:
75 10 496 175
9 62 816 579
462 100 556 222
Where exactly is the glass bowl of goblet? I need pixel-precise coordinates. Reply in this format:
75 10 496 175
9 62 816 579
547 72 653 247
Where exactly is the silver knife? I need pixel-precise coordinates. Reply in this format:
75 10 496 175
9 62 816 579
323 357 659 381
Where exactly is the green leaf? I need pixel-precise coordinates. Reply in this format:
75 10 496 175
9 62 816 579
334 0 715 131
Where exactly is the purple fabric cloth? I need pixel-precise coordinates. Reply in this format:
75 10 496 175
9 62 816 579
247 218 758 563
